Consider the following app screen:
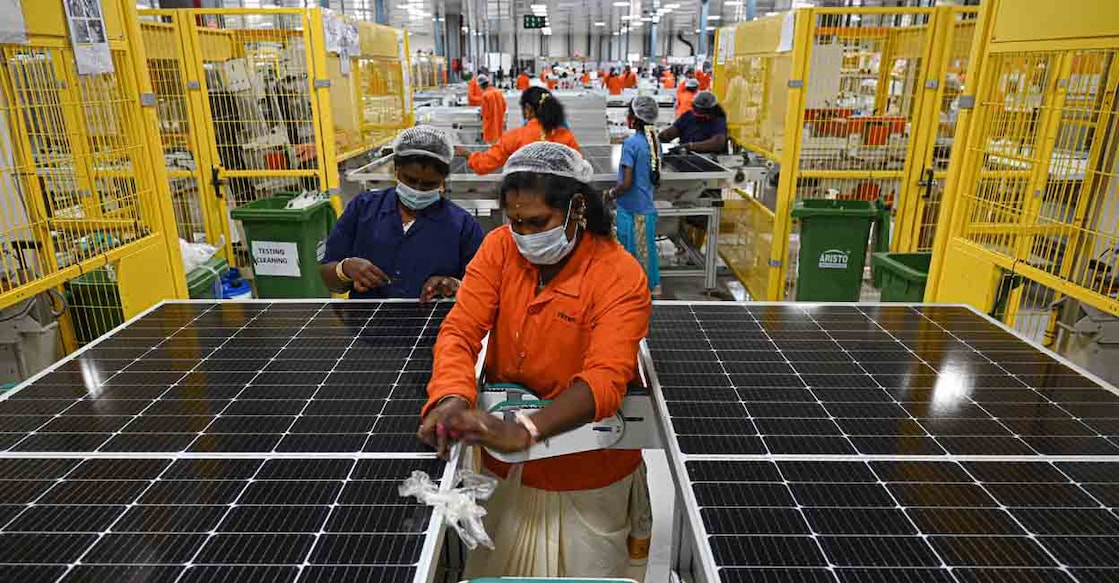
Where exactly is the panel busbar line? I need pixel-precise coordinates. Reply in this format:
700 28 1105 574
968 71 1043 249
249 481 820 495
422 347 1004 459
0 301 449 455
0 300 459 583
644 302 1119 583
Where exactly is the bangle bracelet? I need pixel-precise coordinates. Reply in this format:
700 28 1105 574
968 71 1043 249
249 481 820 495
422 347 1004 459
513 410 540 445
335 258 352 283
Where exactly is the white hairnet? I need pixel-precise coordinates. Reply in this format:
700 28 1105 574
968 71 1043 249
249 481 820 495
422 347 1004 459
630 95 659 124
504 142 593 183
476 74 489 85
684 78 700 90
694 91 718 110
393 125 455 165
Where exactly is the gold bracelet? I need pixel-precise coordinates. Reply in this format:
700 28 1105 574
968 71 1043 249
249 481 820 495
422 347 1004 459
335 258 352 283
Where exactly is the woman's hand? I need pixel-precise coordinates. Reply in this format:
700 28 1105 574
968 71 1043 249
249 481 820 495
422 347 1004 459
443 409 532 454
420 276 461 302
454 145 471 158
342 258 391 292
417 396 470 459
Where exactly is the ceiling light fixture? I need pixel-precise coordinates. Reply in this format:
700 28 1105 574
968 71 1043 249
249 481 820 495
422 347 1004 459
707 15 721 21
593 21 606 26
612 1 630 6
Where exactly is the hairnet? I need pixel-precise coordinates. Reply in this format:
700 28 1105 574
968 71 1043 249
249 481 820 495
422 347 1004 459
393 125 455 165
476 74 489 85
504 142 593 183
684 78 700 90
693 91 718 110
630 95 659 124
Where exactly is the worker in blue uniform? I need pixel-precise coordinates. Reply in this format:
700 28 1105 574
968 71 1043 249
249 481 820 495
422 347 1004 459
658 91 728 154
320 126 484 301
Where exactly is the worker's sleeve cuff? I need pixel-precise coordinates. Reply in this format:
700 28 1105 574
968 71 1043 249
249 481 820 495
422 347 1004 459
573 372 625 422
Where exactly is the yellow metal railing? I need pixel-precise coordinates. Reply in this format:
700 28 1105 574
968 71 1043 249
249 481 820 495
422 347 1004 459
714 6 979 299
719 189 776 301
929 0 1119 344
0 0 186 348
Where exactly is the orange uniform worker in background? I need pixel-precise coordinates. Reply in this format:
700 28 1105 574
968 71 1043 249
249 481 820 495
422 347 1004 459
696 68 711 91
516 70 531 90
624 66 637 88
468 68 488 106
605 69 625 95
457 87 582 176
661 69 676 88
675 78 699 119
478 76 506 144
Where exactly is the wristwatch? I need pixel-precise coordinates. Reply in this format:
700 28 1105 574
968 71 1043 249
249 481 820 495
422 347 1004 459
335 258 352 283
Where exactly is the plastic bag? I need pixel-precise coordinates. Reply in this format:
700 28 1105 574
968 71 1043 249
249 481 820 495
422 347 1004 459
399 469 498 550
285 190 328 210
179 238 220 274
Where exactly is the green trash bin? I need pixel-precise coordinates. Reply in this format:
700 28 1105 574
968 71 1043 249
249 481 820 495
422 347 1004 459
230 194 337 298
67 269 125 344
792 199 878 302
186 256 229 299
870 200 892 288
872 252 931 302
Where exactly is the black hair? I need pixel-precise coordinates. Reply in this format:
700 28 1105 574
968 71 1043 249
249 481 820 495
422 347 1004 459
395 153 450 178
627 104 662 187
519 87 566 133
695 103 727 120
499 172 612 237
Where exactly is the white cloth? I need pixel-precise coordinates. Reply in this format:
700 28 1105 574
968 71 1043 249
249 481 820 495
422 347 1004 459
463 455 652 580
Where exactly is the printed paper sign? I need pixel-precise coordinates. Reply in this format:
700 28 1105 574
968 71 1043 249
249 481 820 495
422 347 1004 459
63 0 113 75
251 241 301 277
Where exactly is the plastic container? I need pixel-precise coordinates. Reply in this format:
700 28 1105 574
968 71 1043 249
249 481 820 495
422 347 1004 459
221 268 254 300
186 256 229 299
230 194 337 298
871 200 892 288
872 252 932 302
791 199 878 301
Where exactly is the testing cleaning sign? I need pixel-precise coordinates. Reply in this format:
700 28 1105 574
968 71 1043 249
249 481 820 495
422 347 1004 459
252 241 301 277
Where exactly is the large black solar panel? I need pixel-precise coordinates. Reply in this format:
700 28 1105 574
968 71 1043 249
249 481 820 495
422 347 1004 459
647 302 1119 582
0 456 445 582
648 303 1119 457
0 301 449 454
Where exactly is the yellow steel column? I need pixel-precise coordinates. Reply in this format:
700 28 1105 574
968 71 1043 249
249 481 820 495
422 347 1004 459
894 8 949 252
119 0 187 298
306 8 343 216
766 9 814 301
925 0 998 301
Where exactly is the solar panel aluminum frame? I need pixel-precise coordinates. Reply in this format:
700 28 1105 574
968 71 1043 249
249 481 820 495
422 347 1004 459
0 299 462 583
641 300 1119 583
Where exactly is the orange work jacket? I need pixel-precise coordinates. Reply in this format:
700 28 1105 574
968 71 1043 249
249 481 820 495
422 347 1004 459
480 86 507 144
467 118 582 175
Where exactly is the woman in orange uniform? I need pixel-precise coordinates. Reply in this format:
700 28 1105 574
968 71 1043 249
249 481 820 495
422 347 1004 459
605 68 625 95
696 62 712 90
467 67 488 106
661 68 676 88
418 141 652 579
675 77 699 118
516 69 531 91
478 75 507 144
456 87 581 175
624 66 638 88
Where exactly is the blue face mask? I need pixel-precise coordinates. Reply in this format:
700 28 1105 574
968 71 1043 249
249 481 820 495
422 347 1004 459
396 181 441 210
510 204 579 265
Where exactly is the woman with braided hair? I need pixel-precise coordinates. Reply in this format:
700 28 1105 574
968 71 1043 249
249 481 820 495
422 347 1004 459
455 87 582 175
608 95 662 295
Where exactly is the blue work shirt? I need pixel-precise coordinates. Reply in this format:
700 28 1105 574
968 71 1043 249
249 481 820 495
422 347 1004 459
672 111 728 146
616 132 658 215
322 187 484 299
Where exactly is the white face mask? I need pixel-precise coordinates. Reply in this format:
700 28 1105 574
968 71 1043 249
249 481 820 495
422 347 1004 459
396 181 441 210
511 204 579 265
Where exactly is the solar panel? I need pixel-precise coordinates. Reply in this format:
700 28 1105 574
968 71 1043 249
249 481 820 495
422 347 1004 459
0 301 449 455
0 300 455 583
645 302 1119 581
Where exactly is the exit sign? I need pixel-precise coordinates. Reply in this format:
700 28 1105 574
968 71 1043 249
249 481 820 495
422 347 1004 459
524 15 547 29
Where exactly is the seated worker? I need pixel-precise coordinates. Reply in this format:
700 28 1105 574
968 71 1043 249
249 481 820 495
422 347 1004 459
674 78 699 119
478 75 507 144
456 87 582 175
660 90 728 154
605 68 625 95
609 96 662 296
320 126 484 300
516 69 531 90
418 141 653 579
